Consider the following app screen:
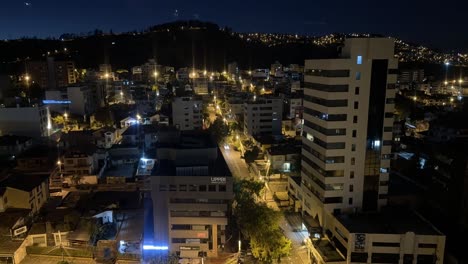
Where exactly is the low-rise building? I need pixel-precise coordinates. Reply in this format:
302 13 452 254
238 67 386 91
150 132 233 259
45 86 97 116
0 174 50 214
265 145 301 173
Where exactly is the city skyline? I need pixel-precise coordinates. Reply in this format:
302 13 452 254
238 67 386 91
0 0 467 51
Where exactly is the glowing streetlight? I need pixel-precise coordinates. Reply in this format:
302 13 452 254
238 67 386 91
203 70 207 76
24 75 30 81
444 81 448 85
248 71 252 75
136 114 141 120
104 73 110 79
64 113 68 119
413 96 417 101
153 71 158 77
459 79 463 84
57 160 61 165
450 97 454 102
222 71 227 75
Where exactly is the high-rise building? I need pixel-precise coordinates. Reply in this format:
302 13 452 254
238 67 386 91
243 96 282 136
302 38 397 217
171 97 203 131
45 86 97 116
295 38 445 264
25 58 76 89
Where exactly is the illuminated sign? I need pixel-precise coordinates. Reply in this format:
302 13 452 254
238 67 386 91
42 100 71 105
180 246 200 250
143 245 168 250
210 177 226 184
13 226 28 236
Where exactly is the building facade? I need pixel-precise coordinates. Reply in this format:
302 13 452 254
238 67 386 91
301 38 397 220
172 97 203 131
25 58 76 89
150 132 233 259
0 105 51 138
243 96 282 136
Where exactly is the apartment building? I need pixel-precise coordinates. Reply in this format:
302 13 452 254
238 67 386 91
243 96 283 136
293 38 446 264
0 105 51 138
149 132 233 259
0 174 50 214
172 96 203 131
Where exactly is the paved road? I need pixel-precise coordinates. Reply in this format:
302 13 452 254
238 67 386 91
220 146 252 180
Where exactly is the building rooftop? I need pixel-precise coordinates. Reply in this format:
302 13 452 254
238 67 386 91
103 163 136 178
154 149 231 177
156 131 217 149
17 145 58 160
0 209 31 254
0 173 48 192
267 145 301 156
336 208 443 235
0 135 32 146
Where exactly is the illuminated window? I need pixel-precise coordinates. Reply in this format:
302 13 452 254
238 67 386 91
357 56 362 65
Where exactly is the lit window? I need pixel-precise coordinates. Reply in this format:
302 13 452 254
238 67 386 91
357 56 362 65
373 140 381 148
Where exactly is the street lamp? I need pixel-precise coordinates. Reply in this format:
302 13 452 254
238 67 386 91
238 240 241 253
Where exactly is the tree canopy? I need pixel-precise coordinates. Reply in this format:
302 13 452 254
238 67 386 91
234 179 292 262
209 117 230 143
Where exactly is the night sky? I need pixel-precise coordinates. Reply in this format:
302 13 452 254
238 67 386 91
1 0 467 51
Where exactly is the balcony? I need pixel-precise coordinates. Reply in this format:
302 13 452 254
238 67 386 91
311 238 346 264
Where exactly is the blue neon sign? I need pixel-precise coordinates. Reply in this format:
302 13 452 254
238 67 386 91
43 100 71 105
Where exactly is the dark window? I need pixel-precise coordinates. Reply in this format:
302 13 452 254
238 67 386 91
305 70 350 78
302 155 344 177
172 224 191 230
352 144 356 151
355 72 361 80
379 181 389 186
388 69 399 74
385 112 394 118
403 254 414 264
169 185 177 191
199 185 207 192
304 82 349 92
349 185 354 192
383 140 392 146
417 255 437 264
304 120 346 136
351 158 355 165
354 101 359 109
208 185 216 192
324 197 343 204
352 130 357 137
159 185 167 191
353 116 358 123
351 252 368 263
387 84 396 89
384 127 393 132
418 243 437 249
373 242 400 247
304 95 348 107
304 107 347 121
348 198 353 205
386 98 395 104
350 171 354 178
219 185 227 192
355 87 360 95
371 253 400 263
189 185 197 191
179 185 187 191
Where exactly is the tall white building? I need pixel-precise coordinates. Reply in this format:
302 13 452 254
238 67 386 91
243 96 282 136
301 38 397 218
294 38 446 264
172 97 203 131
0 105 51 138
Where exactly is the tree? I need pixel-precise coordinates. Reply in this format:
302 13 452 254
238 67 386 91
52 115 66 126
244 146 260 163
234 179 292 263
209 117 230 143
